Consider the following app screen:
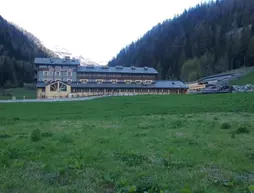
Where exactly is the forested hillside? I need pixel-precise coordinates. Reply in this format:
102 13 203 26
0 15 55 88
108 0 254 81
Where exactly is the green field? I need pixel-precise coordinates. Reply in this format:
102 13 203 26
0 88 36 100
0 94 254 193
230 71 254 85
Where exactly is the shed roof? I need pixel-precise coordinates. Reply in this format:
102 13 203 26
34 57 80 66
198 73 235 82
77 66 158 74
198 75 233 83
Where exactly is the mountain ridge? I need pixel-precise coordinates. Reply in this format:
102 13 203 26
46 45 101 66
0 15 55 87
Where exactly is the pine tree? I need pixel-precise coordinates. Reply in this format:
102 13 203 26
108 0 254 80
0 16 54 88
247 36 254 66
251 22 254 36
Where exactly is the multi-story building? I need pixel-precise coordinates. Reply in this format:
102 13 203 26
35 57 188 98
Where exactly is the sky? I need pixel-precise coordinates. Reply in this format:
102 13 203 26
0 0 204 64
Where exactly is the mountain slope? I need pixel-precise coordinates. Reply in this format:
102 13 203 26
0 15 55 87
108 0 254 81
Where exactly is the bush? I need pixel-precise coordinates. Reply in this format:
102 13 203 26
41 132 53 138
5 147 20 159
0 134 11 139
220 122 231 130
171 120 184 129
59 134 73 143
113 152 148 167
236 126 250 134
213 117 218 121
30 129 41 142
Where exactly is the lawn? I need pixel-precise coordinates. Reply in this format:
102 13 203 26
230 71 254 85
0 94 254 193
0 88 36 100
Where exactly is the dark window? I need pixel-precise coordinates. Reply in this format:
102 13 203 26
50 82 58 91
59 83 67 92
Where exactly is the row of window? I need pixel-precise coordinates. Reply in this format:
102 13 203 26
41 79 154 85
49 82 68 92
79 79 153 84
78 73 155 78
71 88 179 93
39 65 76 69
43 71 72 77
43 79 72 83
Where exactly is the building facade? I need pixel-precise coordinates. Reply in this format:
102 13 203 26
186 82 206 92
35 57 188 98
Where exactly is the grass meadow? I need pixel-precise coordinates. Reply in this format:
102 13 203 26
0 88 36 100
0 93 254 193
230 71 254 85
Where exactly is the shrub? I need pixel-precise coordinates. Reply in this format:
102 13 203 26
236 126 250 134
113 152 148 166
231 132 236 139
220 122 231 130
171 120 184 129
0 134 11 139
30 129 41 142
213 117 218 121
248 185 254 193
5 147 20 159
60 134 73 143
41 132 53 138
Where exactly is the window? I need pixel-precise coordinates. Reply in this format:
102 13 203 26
50 82 58 91
80 79 88 83
110 79 118 84
43 71 48 76
143 80 152 85
125 80 132 84
67 79 72 83
59 83 67 92
67 71 72 77
55 71 60 76
135 80 142 84
96 79 103 84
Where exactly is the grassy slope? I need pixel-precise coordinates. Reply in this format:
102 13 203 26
0 94 254 193
0 88 36 100
230 71 254 85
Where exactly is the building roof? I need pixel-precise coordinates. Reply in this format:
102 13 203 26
77 66 158 74
198 75 233 84
34 57 80 66
198 72 235 81
37 80 188 89
197 73 236 83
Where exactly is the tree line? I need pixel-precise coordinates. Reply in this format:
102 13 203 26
0 15 55 88
108 0 254 82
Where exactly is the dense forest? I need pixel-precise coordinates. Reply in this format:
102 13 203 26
108 0 254 81
0 15 55 88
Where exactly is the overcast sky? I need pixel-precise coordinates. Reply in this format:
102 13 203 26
0 0 203 64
